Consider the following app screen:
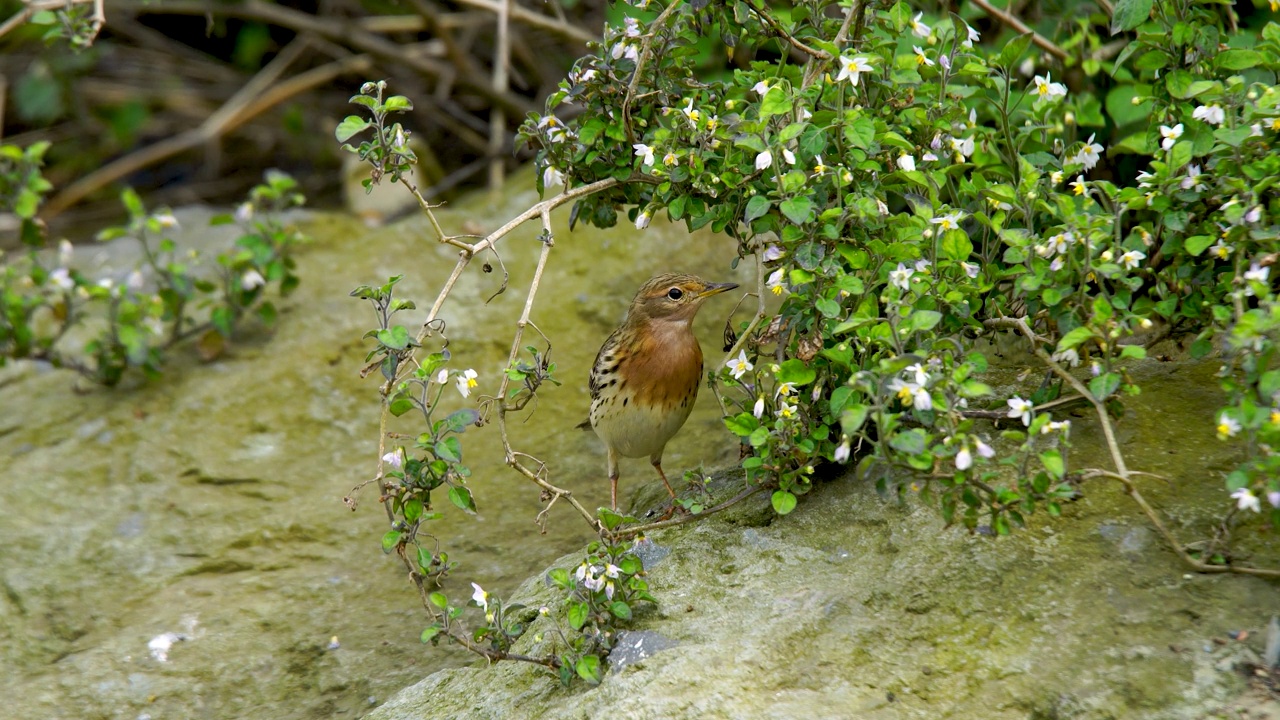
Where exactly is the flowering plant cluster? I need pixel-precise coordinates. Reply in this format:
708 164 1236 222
520 0 1280 537
1 148 305 385
340 0 1280 690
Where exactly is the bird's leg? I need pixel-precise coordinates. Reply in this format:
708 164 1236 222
608 447 620 511
650 454 677 500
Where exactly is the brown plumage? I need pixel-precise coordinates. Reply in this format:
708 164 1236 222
584 273 738 510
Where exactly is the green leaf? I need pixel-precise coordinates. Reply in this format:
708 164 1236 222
429 591 448 610
748 426 770 447
1183 235 1214 256
568 601 589 630
939 231 973 262
448 485 476 513
844 117 874 150
1056 326 1097 352
780 197 814 225
1119 344 1146 359
777 359 816 385
432 436 461 462
382 95 414 112
404 498 423 522
548 568 572 589
335 116 372 143
377 325 411 350
610 601 632 620
744 195 772 223
771 490 798 515
1215 49 1262 71
381 530 402 553
907 310 942 332
725 413 759 437
575 655 603 684
840 404 869 433
1089 372 1121 401
389 396 414 417
420 626 441 643
759 88 792 118
445 408 479 433
1110 0 1152 34
1040 449 1065 480
815 297 841 318
997 32 1035 67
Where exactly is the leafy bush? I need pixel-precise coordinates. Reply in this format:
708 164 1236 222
345 0 1280 688
1 151 307 385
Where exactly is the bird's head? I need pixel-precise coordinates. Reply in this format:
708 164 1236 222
627 273 738 325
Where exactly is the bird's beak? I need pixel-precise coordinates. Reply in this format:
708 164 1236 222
696 281 738 299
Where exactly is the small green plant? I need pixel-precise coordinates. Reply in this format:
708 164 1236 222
0 151 307 385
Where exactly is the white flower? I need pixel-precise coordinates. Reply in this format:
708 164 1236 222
241 269 266 290
382 450 404 470
975 439 995 458
763 244 785 262
1245 206 1261 224
1119 250 1146 270
1192 104 1225 126
931 211 965 231
1051 348 1081 368
1159 123 1183 150
1243 263 1269 283
681 97 700 124
1231 488 1261 513
57 239 74 264
1074 134 1103 170
961 261 979 278
1051 170 1064 184
1180 164 1206 191
896 154 916 172
633 143 655 167
1217 413 1241 439
154 212 179 229
914 259 931 272
1269 490 1280 509
889 378 932 411
955 446 972 471
127 270 145 291
755 150 773 170
1006 396 1034 426
777 401 798 420
543 165 565 188
663 151 678 167
726 350 754 379
909 11 931 38
836 56 873 87
912 46 934 67
776 382 796 398
834 440 851 463
949 135 975 160
435 368 449 385
1136 170 1155 188
456 368 478 398
234 202 254 223
753 396 765 419
622 16 641 36
1050 257 1065 272
811 156 828 177
782 148 796 165
889 262 914 290
1209 240 1233 260
1070 176 1087 196
1042 420 1071 434
49 267 74 290
962 22 980 48
753 80 771 96
922 151 938 162
471 582 490 611
939 54 951 71
635 210 651 230
766 268 787 296
905 363 928 386
1033 73 1067 101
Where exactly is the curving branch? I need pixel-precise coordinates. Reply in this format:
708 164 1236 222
985 316 1279 580
968 0 1068 61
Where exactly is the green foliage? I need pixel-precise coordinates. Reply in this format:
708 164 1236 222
0 157 306 385
336 81 419 193
520 0 1280 532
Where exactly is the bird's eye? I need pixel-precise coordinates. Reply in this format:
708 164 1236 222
667 287 684 300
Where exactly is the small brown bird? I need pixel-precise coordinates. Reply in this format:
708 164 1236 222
584 273 738 510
